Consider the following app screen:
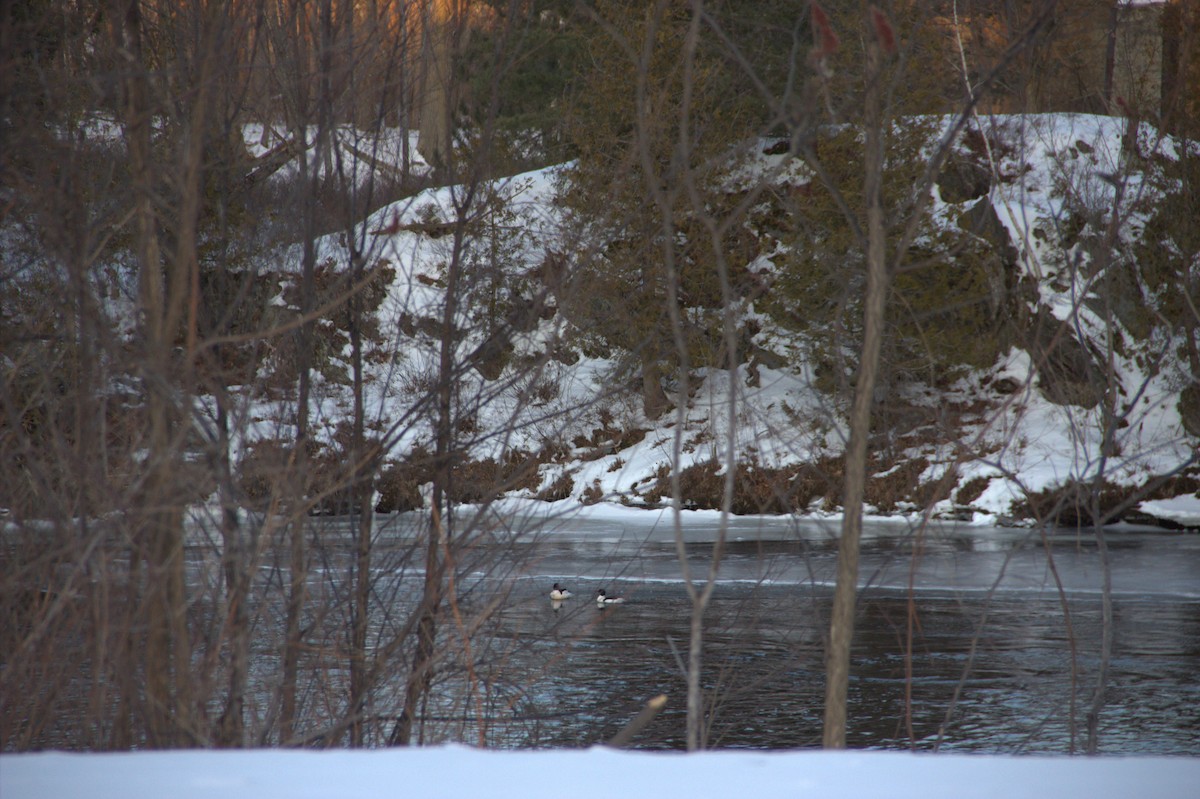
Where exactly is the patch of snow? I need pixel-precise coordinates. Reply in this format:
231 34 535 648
1138 495 1200 527
3 747 1198 799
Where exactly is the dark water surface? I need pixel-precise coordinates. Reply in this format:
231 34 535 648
431 511 1200 754
13 508 1197 754
144 509 1200 754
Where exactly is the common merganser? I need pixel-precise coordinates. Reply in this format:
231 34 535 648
595 588 625 606
550 583 572 601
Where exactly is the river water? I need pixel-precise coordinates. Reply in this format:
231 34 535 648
398 508 1200 754
14 506 1197 754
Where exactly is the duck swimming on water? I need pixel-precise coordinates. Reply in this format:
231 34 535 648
550 583 572 601
595 588 625 606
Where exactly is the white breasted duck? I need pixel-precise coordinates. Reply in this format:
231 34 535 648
550 583 572 601
595 588 625 606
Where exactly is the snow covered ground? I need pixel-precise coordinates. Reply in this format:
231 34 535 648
241 112 1197 525
3 745 1198 799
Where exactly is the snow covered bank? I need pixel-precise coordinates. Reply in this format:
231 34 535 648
3 746 1197 799
1136 495 1200 529
270 112 1197 524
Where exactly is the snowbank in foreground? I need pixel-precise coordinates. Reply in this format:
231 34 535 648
3 747 1197 799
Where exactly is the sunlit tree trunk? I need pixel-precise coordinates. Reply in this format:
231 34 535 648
417 0 465 170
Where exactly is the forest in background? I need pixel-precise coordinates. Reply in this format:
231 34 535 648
2 0 1199 753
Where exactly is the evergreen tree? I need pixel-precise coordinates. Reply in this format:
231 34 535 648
560 0 791 416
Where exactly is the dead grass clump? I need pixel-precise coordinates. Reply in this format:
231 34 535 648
1019 479 1140 527
237 438 306 507
1021 469 1200 528
865 457 930 512
377 448 546 510
792 456 845 510
955 475 992 506
731 461 807 515
452 450 541 504
537 471 575 502
580 479 603 505
375 459 426 512
643 459 838 515
1140 469 1200 501
531 437 570 465
452 459 504 503
573 424 649 461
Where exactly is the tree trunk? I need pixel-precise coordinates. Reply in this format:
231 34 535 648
823 15 890 750
278 5 336 736
417 1 454 170
215 387 250 747
112 0 198 746
348 280 375 746
641 354 671 420
391 502 444 745
392 203 469 746
279 115 319 752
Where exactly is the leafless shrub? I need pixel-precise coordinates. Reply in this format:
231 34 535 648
536 471 575 502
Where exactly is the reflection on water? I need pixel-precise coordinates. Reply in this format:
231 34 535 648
160 512 1197 754
12 508 1196 753
481 580 1199 753
449 514 1200 753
